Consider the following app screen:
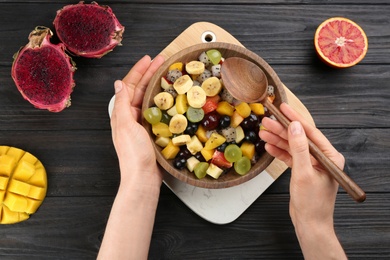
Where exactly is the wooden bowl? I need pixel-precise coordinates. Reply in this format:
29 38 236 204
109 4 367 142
142 42 287 189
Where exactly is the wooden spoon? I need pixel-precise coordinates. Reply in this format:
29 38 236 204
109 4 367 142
221 57 366 203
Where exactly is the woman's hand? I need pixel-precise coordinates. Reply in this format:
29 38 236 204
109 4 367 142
98 55 165 260
259 102 347 259
110 54 165 186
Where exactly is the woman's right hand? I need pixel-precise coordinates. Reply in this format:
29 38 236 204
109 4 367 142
259 102 347 259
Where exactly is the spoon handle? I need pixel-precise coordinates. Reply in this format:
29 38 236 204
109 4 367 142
264 99 366 203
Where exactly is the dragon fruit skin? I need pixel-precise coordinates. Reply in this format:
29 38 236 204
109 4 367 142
53 1 125 58
11 27 76 112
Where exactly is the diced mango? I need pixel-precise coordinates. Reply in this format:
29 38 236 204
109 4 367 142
27 185 46 200
6 147 24 162
204 133 226 150
168 62 183 72
0 146 47 224
152 122 173 137
175 94 188 114
3 192 28 213
0 190 5 202
26 199 43 214
240 142 256 160
0 155 16 176
195 125 208 143
216 101 234 116
249 103 265 115
20 152 38 165
0 146 9 155
7 180 45 200
28 165 47 187
230 111 244 128
12 160 35 182
200 148 215 162
0 176 9 190
0 205 29 224
8 179 31 196
235 102 251 118
161 140 180 160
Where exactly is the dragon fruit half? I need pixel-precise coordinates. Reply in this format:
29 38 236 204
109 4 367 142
11 26 76 112
53 1 125 58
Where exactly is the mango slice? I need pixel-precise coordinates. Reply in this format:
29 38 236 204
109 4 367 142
0 146 47 224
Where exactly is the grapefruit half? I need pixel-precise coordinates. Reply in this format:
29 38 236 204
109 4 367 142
314 17 368 68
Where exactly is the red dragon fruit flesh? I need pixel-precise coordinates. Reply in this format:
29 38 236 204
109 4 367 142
53 1 125 58
11 26 76 112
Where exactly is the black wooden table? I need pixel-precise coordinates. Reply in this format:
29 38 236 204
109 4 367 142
1 1 389 259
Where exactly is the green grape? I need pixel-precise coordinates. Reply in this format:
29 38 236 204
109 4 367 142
234 156 251 175
206 49 222 65
224 144 242 163
186 106 205 123
194 162 209 179
143 107 162 125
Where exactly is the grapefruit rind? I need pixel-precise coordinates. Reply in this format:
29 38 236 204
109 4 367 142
314 17 368 68
0 146 47 224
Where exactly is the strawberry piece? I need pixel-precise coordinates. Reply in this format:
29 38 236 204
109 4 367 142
202 96 220 114
211 150 232 168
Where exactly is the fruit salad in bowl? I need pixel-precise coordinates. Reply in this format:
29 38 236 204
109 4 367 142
142 42 287 189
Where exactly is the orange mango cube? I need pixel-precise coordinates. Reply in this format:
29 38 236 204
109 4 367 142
230 111 245 128
235 102 251 118
216 101 234 116
0 146 47 224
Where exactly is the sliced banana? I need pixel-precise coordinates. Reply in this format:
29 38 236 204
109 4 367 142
172 134 191 146
153 92 174 110
173 75 193 94
186 86 207 108
201 76 222 96
169 114 188 134
186 61 205 75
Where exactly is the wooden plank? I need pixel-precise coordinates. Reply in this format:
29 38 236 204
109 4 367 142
1 64 388 130
0 1 388 258
151 193 390 259
1 1 389 4
274 64 390 128
0 4 389 66
0 129 388 195
0 194 388 259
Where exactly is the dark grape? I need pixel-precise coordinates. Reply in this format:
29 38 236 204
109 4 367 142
194 152 206 162
160 111 172 124
219 115 231 128
201 111 220 130
178 147 192 159
185 122 198 136
173 157 187 169
216 142 228 152
241 113 259 130
255 140 266 154
245 131 258 143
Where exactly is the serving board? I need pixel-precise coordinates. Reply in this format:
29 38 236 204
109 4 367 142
109 22 313 224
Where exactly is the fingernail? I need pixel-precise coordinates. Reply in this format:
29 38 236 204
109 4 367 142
114 80 123 94
290 121 303 136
